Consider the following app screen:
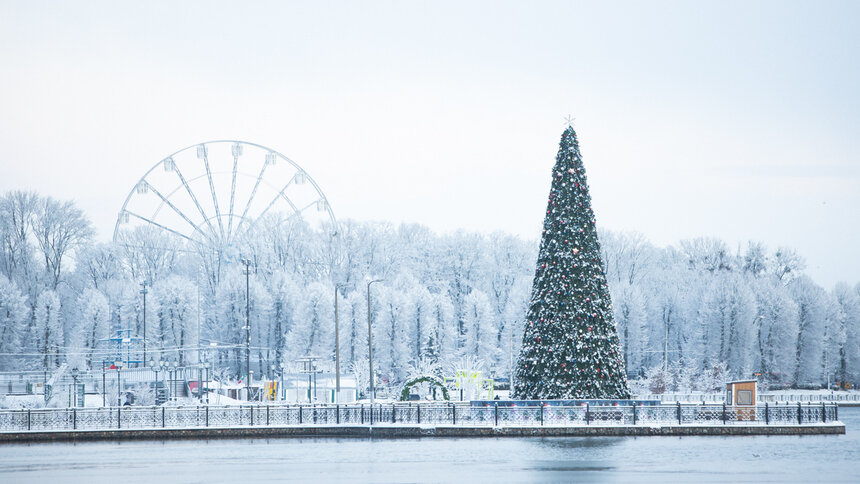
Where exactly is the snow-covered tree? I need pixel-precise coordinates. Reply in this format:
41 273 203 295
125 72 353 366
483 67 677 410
789 276 828 387
833 283 860 385
699 273 756 377
77 288 109 368
404 281 434 367
753 280 799 387
426 292 456 365
151 276 197 365
372 285 409 383
0 275 28 370
32 197 94 289
611 283 647 377
284 282 332 364
32 290 62 369
462 289 497 366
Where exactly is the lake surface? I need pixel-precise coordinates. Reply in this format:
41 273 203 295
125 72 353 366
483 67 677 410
0 407 857 483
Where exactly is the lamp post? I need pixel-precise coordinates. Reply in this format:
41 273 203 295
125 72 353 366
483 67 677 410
203 361 211 404
70 367 80 408
334 283 347 404
115 360 124 406
170 359 179 402
102 361 106 407
510 330 515 395
366 279 383 404
141 281 148 367
280 361 286 402
241 258 252 400
149 358 158 403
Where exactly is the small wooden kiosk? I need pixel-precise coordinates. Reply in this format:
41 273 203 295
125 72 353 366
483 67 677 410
726 379 757 421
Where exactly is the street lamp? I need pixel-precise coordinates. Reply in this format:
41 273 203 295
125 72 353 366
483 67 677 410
149 358 159 403
203 361 211 404
241 258 253 400
334 283 347 404
141 281 148 366
366 279 383 404
170 359 179 402
70 367 80 408
115 360 124 406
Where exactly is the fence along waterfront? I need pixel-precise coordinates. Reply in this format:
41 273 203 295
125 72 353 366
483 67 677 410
0 402 839 432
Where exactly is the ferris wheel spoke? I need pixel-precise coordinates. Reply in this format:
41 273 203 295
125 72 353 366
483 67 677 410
226 145 240 242
143 181 216 246
254 178 302 223
231 159 271 241
119 243 196 254
171 163 221 242
201 147 226 242
246 195 317 235
123 211 202 246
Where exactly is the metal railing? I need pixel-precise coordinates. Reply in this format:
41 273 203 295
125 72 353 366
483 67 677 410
634 393 860 403
0 402 839 432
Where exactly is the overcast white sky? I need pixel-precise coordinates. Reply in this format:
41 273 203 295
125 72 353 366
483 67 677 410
1 1 858 287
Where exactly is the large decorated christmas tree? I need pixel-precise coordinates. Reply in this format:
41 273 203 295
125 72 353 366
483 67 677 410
514 124 630 399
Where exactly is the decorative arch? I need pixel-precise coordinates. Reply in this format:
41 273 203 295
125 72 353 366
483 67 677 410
399 376 450 401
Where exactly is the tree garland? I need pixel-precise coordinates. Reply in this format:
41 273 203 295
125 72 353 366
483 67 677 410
399 375 450 401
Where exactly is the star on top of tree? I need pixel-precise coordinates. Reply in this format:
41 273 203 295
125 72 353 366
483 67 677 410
564 115 576 127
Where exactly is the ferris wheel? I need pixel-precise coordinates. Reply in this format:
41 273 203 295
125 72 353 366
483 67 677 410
114 140 337 249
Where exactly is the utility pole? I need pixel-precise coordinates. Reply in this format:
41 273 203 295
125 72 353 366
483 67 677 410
663 319 669 373
366 279 383 404
141 281 147 366
241 258 252 400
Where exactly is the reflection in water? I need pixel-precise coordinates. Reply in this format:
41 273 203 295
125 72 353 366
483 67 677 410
0 408 856 483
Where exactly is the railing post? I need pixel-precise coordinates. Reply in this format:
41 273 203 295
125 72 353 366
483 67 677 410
797 402 802 425
822 402 826 423
835 403 838 421
585 403 590 425
266 404 270 426
73 408 77 430
765 402 769 425
118 407 121 429
722 403 726 424
205 405 209 427
250 405 254 426
162 406 165 428
336 404 340 424
371 404 375 425
392 403 396 424
540 403 544 426
360 404 363 425
417 404 421 424
452 404 456 425
494 403 498 427
26 409 30 431
633 404 637 425
299 405 303 424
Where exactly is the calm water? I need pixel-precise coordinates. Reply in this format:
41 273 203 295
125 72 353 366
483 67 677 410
0 407 857 483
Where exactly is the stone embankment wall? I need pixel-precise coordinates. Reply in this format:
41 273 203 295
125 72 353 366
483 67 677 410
0 423 845 443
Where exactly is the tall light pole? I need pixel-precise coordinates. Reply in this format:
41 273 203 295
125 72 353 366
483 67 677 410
241 258 252 400
510 330 515 395
366 279 383 404
141 281 147 366
334 284 347 404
